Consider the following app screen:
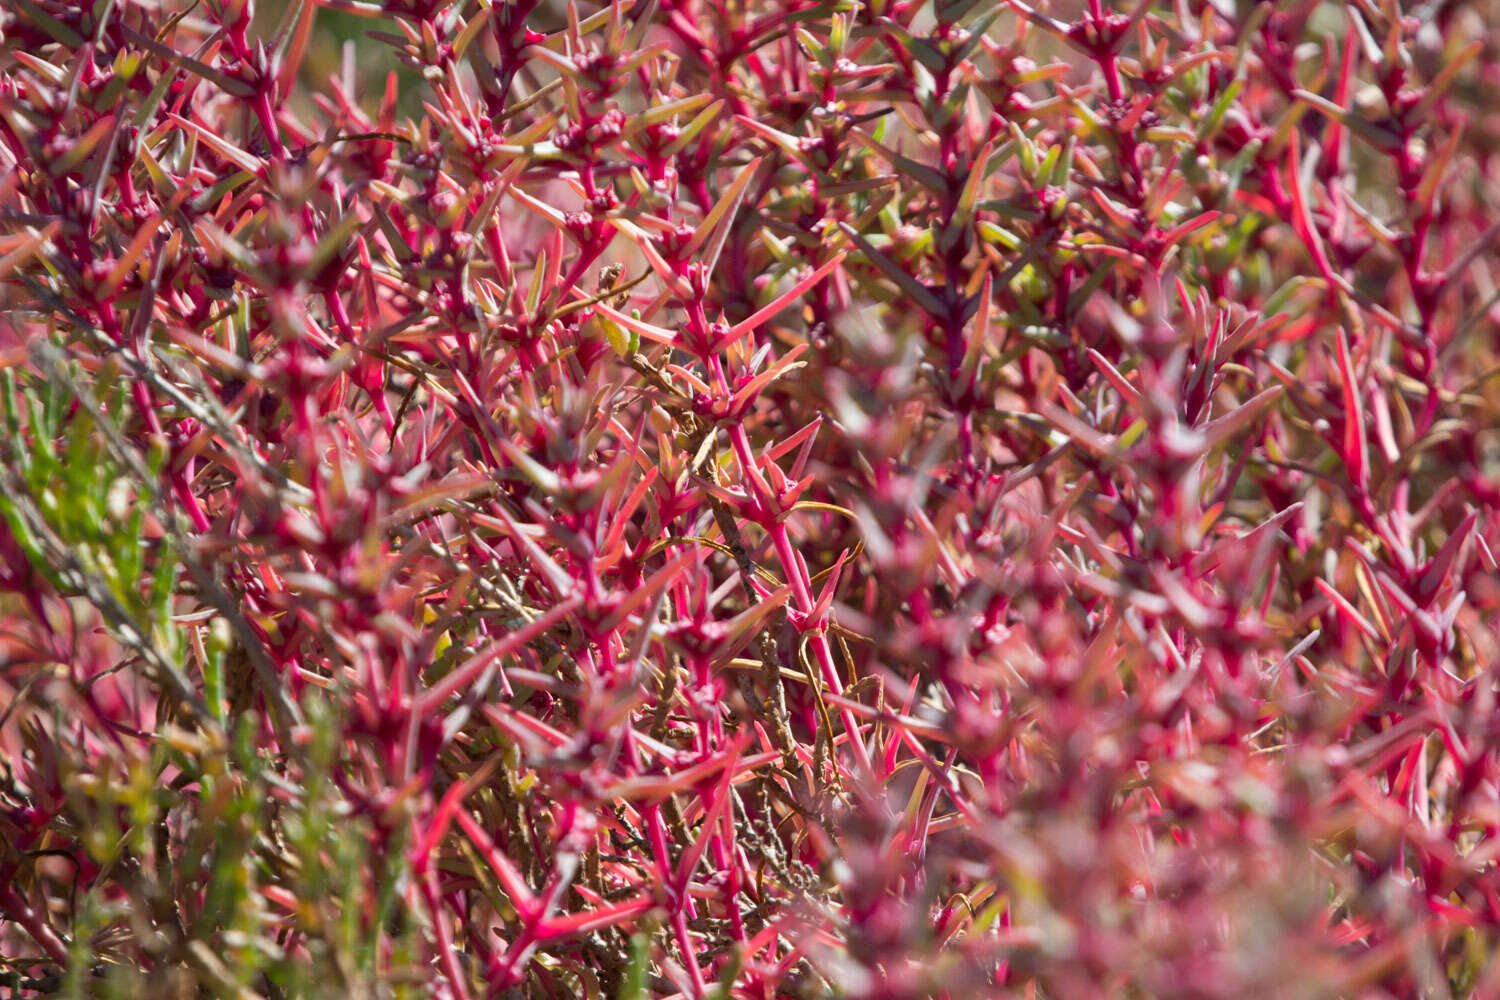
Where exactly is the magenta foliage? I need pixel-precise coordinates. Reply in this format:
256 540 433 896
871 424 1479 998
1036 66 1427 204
1 0 1499 997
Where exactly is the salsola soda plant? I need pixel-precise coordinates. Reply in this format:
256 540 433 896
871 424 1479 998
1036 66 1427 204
1 0 1498 995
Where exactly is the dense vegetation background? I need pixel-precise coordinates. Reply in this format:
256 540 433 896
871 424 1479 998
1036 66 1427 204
2 0 1499 996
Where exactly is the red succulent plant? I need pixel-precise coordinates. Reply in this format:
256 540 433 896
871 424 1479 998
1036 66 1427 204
2 0 1498 996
